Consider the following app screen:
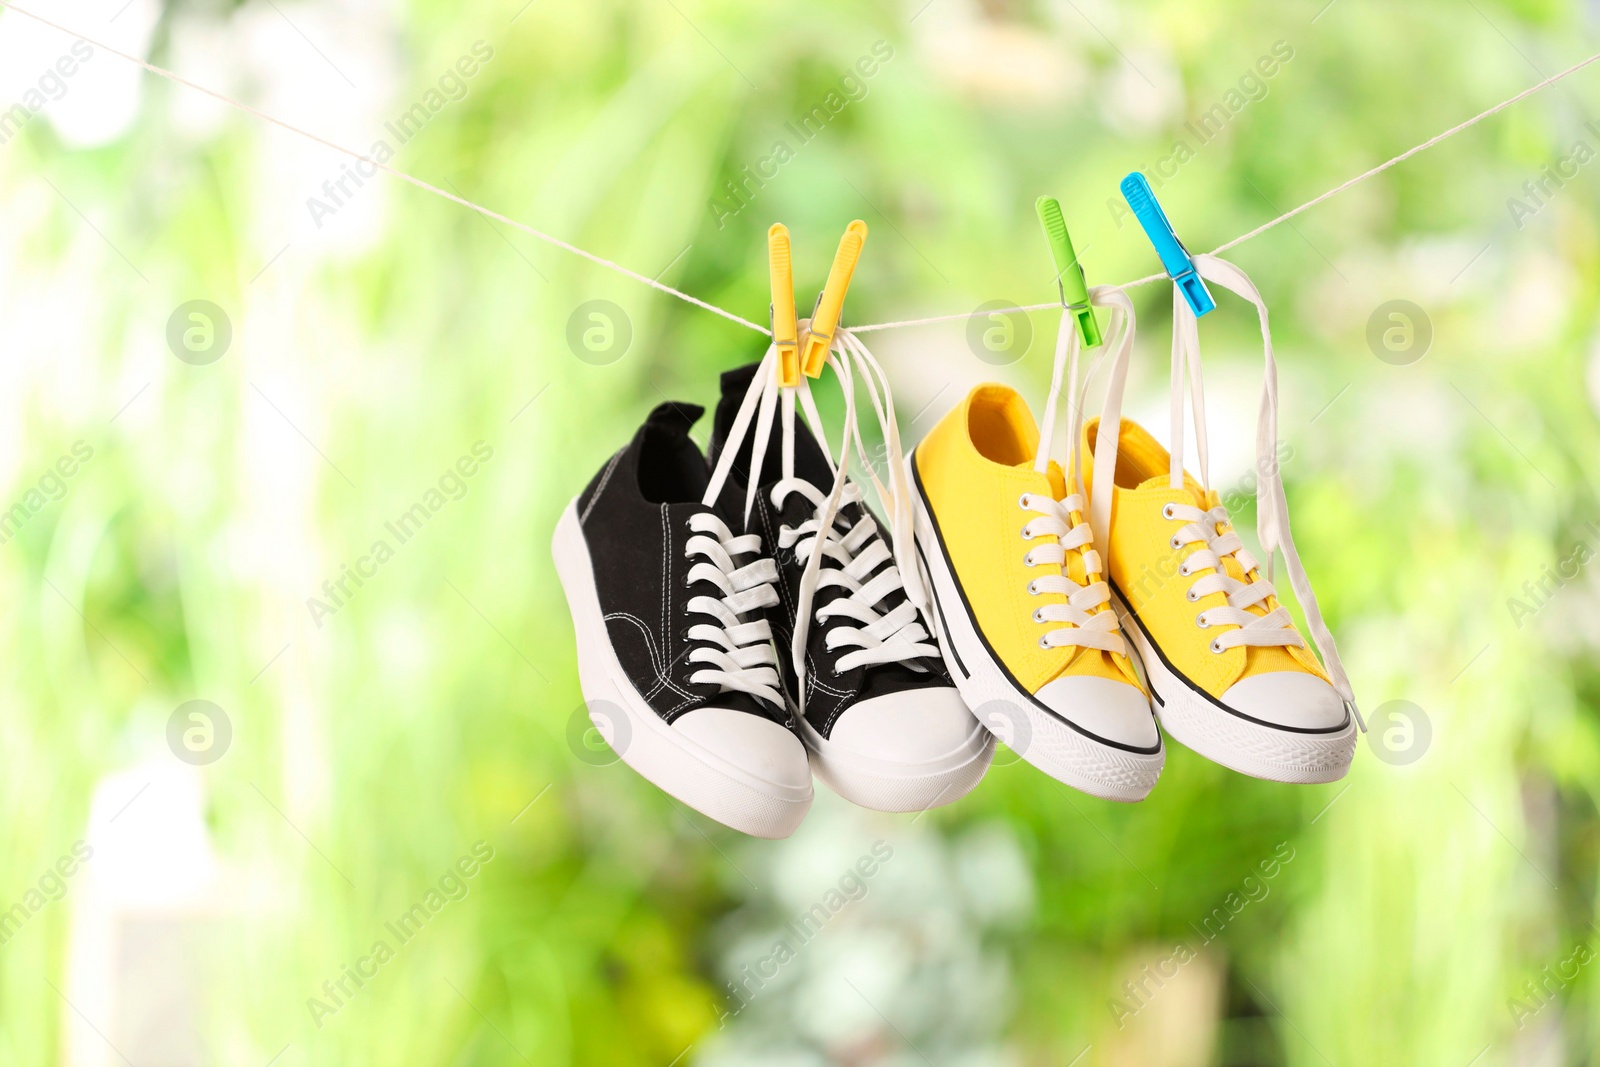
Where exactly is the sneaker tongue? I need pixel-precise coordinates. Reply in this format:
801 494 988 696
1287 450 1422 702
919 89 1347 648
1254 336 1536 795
1135 474 1205 500
709 363 833 503
1042 460 1067 499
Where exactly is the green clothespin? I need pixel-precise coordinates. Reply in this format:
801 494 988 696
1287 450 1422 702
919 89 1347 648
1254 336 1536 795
1035 196 1102 348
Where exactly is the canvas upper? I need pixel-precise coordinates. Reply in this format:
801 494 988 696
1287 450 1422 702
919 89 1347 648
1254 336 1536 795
912 383 1144 697
1081 415 1336 703
708 363 954 740
574 400 791 729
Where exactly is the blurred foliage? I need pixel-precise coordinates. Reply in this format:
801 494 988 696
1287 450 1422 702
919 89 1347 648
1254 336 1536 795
1 0 1600 1064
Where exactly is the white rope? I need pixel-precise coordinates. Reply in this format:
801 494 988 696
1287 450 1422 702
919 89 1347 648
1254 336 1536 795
5 0 1597 336
848 302 1059 334
845 271 1169 333
863 48 1600 332
0 1 770 335
1210 46 1600 257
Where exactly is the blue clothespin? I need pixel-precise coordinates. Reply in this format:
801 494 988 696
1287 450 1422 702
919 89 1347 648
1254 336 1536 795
1120 173 1215 317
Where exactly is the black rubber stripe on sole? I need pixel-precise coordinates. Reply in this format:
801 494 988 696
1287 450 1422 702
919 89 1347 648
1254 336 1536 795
1109 580 1352 737
909 455 1162 757
914 537 969 681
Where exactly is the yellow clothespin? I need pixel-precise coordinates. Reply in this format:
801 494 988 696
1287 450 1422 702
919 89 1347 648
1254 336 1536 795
769 224 801 388
800 219 867 379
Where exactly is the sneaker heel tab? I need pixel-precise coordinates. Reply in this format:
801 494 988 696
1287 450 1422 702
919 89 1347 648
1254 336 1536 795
645 401 705 435
717 363 762 398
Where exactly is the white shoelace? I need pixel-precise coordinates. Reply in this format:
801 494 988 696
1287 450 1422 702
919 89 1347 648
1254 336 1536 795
705 329 932 709
682 509 785 709
1164 500 1304 654
1026 295 1136 656
1016 490 1123 652
773 477 939 673
1089 259 1364 729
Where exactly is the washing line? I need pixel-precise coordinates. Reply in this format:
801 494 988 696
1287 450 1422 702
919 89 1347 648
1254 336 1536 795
4 1 1597 334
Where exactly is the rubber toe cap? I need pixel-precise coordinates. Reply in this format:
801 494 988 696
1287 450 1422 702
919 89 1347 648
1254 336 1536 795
673 707 813 792
1220 671 1348 731
826 686 984 766
1034 675 1159 750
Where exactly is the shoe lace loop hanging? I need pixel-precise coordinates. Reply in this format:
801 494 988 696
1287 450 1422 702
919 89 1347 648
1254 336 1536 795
1028 295 1134 657
1091 257 1364 730
705 334 937 712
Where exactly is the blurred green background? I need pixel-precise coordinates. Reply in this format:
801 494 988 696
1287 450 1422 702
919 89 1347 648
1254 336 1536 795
2 0 1599 1063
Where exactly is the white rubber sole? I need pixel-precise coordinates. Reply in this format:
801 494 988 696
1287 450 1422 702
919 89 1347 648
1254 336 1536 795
1110 589 1357 784
552 500 813 838
906 457 1164 802
798 713 994 814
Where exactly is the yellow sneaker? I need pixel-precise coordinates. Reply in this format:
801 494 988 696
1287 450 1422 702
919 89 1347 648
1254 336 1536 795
1083 255 1359 783
907 299 1163 801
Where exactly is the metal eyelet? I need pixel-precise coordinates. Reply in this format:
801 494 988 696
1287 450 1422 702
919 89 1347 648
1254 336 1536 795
1162 503 1177 520
1186 589 1198 602
1170 536 1183 550
1018 493 1031 509
1027 581 1039 595
1038 636 1050 648
1210 639 1224 654
1195 612 1209 628
1032 609 1045 623
1178 563 1191 577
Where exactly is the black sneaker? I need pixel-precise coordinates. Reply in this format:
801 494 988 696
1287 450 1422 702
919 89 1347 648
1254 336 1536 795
707 361 992 812
552 401 813 838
